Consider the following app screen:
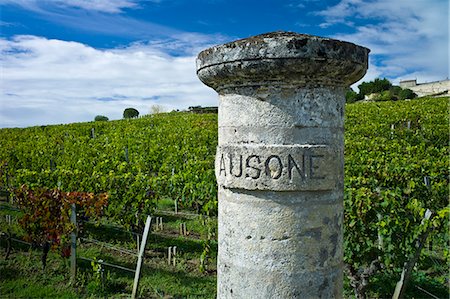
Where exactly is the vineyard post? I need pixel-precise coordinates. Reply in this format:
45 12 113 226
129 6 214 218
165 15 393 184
196 31 369 298
180 223 187 236
136 234 140 254
5 163 8 187
377 213 384 250
132 215 151 299
424 176 430 188
172 246 177 266
70 203 77 284
154 217 158 231
158 217 163 230
5 215 12 259
5 163 11 203
168 246 172 265
392 209 434 299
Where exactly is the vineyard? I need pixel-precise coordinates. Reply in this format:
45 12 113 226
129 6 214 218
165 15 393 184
0 97 448 298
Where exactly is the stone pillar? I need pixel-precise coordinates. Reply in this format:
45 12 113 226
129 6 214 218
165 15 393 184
196 31 369 298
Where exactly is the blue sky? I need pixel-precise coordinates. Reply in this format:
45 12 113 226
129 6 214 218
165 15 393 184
0 0 448 128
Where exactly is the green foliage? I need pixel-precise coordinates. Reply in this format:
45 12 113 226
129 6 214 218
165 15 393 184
345 89 363 103
399 88 417 100
0 113 218 228
389 85 402 96
0 97 448 296
345 97 449 294
123 108 139 119
358 78 392 97
0 276 79 298
370 86 417 102
357 78 418 101
94 115 109 122
0 201 218 298
87 258 109 294
199 216 216 273
377 90 394 101
0 160 9 191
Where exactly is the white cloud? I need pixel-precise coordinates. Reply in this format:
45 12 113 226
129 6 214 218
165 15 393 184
0 0 143 13
0 35 218 128
1 0 229 44
53 0 138 13
317 0 449 84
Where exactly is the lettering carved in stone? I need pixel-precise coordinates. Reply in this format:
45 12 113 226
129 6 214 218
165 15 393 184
216 145 338 191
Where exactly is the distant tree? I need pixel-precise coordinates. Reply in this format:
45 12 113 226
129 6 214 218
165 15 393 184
399 88 417 100
150 104 164 115
369 86 418 101
358 78 392 97
377 90 393 101
345 89 364 103
357 77 419 102
94 115 109 121
123 108 139 119
389 85 402 95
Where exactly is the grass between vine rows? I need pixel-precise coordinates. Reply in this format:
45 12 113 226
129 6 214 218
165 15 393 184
1 199 217 298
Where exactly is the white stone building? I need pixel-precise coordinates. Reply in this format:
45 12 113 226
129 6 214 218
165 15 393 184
399 79 450 97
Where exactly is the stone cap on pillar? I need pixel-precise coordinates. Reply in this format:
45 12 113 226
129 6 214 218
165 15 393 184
196 31 370 91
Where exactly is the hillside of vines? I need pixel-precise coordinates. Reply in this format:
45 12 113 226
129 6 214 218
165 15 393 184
0 97 448 297
344 97 448 297
0 113 218 228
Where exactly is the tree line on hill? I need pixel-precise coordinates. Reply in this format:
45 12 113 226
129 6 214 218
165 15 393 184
94 105 219 122
95 107 140 122
346 78 417 103
94 78 417 121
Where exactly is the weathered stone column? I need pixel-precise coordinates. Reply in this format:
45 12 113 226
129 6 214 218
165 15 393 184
196 31 369 298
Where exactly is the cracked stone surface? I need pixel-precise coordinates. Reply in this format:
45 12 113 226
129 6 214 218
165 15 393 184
196 31 369 299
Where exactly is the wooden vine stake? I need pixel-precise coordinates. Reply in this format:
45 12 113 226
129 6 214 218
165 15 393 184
168 247 172 265
154 217 163 231
175 199 178 214
392 209 433 299
132 215 152 299
172 246 177 266
70 204 77 284
179 223 187 236
168 246 177 266
5 215 12 259
136 234 140 255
